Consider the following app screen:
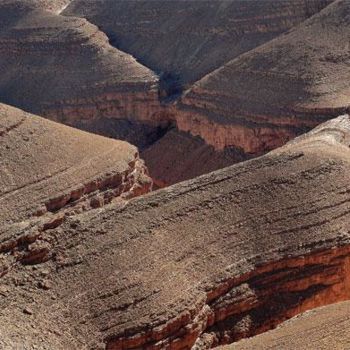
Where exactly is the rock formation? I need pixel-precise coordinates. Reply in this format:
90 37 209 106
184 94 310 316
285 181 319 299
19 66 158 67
2 115 350 349
1 0 347 188
0 0 160 126
64 0 332 89
178 0 350 155
220 301 350 349
0 102 152 226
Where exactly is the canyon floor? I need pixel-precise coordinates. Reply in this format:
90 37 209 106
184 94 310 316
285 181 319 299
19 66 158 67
1 0 350 349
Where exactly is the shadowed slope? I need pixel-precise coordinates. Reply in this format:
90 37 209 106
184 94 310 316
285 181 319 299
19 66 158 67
64 0 332 90
221 301 350 349
179 0 350 154
2 115 350 348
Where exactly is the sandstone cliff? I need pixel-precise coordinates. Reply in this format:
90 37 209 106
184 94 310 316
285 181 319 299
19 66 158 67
2 115 350 348
178 0 350 155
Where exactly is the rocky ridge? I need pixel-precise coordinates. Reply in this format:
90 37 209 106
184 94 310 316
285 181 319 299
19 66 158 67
2 115 350 348
64 0 333 88
177 0 350 155
0 103 152 223
0 1 161 126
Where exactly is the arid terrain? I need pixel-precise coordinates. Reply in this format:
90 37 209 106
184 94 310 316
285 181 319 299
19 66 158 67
222 301 350 349
2 109 350 349
1 0 350 349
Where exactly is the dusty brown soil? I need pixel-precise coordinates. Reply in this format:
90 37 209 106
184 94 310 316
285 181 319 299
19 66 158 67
2 115 350 349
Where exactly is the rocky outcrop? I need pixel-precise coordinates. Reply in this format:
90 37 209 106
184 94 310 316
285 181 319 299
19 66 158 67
220 300 350 349
64 0 333 89
178 0 350 154
2 115 350 349
0 103 152 226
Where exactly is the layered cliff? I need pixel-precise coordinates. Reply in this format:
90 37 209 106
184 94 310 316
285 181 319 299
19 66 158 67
2 115 350 348
220 301 350 349
64 0 333 89
0 103 152 226
178 0 350 155
0 1 160 128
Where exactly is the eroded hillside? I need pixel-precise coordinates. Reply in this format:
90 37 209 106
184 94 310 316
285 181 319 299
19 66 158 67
64 0 332 89
0 103 151 225
1 0 344 187
178 0 350 155
2 116 350 349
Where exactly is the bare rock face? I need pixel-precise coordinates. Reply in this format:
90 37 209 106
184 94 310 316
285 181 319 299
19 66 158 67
0 1 160 127
64 0 332 90
2 115 350 349
220 301 350 349
178 0 350 155
0 103 152 226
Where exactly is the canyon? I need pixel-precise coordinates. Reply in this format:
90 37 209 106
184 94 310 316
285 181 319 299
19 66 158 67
2 0 348 186
1 1 350 348
2 115 350 349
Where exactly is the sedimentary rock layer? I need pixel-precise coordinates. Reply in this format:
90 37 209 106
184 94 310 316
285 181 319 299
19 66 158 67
0 1 160 125
220 301 350 349
0 103 151 226
178 0 350 155
2 115 350 349
64 0 332 88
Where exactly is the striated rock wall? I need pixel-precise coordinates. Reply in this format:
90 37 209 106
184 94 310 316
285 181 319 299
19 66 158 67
107 246 350 349
0 103 152 225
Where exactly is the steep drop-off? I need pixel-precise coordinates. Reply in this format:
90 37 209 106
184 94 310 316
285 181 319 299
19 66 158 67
178 0 350 155
65 0 332 89
2 115 350 348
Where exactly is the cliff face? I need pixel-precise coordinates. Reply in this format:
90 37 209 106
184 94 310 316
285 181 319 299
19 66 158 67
178 0 350 154
64 0 333 88
2 115 350 349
